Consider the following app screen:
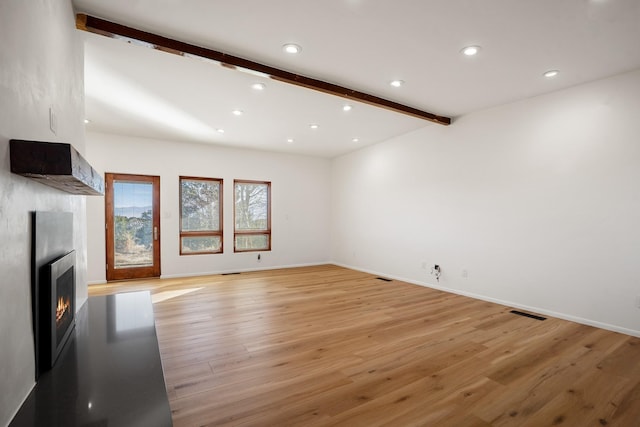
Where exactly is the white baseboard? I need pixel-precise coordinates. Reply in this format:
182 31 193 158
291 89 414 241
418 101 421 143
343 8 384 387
332 262 640 338
86 261 639 338
87 262 330 284
159 262 330 279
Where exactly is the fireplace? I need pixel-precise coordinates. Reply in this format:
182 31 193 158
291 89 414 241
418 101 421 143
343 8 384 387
42 250 76 369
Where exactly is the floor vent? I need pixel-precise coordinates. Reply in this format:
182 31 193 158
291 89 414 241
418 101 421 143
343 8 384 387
376 277 392 282
510 310 546 321
222 272 241 276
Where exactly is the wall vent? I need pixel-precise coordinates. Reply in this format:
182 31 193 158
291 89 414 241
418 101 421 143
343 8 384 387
510 310 546 321
376 277 392 282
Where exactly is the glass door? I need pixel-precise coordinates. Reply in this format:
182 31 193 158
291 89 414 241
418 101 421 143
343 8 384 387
105 173 161 281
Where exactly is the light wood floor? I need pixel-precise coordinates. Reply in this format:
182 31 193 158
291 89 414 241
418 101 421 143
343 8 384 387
89 265 640 426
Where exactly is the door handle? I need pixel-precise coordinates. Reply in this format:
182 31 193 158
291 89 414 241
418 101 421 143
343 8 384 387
154 226 158 241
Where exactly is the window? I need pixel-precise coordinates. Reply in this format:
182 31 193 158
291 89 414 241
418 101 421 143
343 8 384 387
234 180 271 252
179 176 223 255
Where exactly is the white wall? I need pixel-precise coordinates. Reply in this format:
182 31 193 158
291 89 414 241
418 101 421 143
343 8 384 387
0 1 87 425
85 132 331 282
332 68 640 337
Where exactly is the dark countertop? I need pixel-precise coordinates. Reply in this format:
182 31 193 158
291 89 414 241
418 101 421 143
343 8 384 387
10 291 173 427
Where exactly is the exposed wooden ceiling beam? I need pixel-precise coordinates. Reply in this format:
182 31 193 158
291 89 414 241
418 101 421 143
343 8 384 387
76 13 451 126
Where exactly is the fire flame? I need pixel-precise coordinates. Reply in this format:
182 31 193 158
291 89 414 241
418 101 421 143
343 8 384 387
56 296 70 324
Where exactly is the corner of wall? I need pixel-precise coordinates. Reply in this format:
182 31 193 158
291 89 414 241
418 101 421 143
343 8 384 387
0 1 88 425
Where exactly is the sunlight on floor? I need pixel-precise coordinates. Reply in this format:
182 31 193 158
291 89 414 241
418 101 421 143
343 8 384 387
151 287 203 304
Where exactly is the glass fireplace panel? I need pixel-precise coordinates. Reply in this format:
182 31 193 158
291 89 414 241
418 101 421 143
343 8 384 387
55 267 74 346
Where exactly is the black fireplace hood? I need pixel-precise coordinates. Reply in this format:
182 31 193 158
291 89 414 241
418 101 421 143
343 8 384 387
10 139 104 196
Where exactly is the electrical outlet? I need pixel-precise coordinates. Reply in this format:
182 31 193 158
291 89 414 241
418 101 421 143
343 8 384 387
431 264 442 282
421 262 427 270
462 269 468 278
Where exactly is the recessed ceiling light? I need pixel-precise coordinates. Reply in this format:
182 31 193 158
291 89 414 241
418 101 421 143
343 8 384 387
84 119 90 124
251 83 266 90
543 70 559 78
310 124 319 129
287 138 294 144
343 104 353 112
282 43 302 54
232 109 243 116
461 45 481 56
352 138 360 143
216 128 225 134
390 80 404 88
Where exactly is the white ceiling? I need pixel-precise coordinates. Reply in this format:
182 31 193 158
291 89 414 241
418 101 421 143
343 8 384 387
74 0 640 158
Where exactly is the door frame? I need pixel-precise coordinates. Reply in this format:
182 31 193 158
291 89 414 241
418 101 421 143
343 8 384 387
105 173 161 281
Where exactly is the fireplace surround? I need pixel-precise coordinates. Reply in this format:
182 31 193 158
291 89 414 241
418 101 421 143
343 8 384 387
32 211 75 378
